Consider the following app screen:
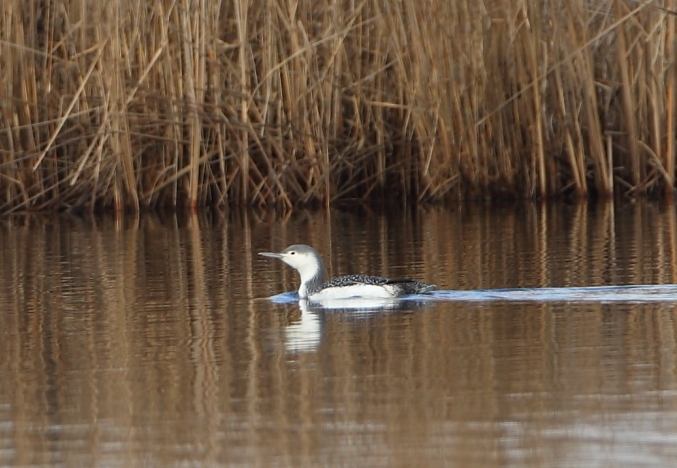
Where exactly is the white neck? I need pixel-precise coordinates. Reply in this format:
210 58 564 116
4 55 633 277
296 257 323 299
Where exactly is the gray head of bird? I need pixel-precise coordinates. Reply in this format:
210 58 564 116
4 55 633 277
258 244 326 284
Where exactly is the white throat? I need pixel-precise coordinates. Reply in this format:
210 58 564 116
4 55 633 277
286 255 322 299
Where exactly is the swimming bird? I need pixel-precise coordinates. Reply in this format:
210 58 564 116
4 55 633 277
259 244 435 300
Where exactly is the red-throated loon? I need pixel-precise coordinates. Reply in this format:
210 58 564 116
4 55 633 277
259 244 436 300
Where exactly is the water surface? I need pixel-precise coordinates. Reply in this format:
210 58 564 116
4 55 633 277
1 203 677 467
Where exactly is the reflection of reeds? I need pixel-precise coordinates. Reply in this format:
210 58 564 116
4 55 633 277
2 1 676 212
4 204 677 464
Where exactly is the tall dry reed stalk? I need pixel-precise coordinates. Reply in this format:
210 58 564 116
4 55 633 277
0 0 675 212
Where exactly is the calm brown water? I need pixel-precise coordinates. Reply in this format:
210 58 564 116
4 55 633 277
2 202 677 467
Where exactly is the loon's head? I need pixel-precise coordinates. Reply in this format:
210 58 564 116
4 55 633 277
259 244 327 297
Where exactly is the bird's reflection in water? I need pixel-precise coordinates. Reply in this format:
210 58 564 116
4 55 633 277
283 298 436 353
284 301 323 353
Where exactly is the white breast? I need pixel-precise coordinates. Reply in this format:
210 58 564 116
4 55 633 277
308 284 398 301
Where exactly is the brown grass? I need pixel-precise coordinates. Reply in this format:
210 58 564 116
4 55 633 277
0 0 675 212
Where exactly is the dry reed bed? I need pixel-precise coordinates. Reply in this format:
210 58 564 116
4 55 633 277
0 0 674 212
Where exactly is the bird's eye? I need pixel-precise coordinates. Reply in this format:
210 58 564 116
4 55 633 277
290 251 296 255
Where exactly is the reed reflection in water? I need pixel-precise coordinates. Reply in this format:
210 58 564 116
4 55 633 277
1 203 677 466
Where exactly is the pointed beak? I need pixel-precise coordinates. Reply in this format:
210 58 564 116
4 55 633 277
259 251 283 259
